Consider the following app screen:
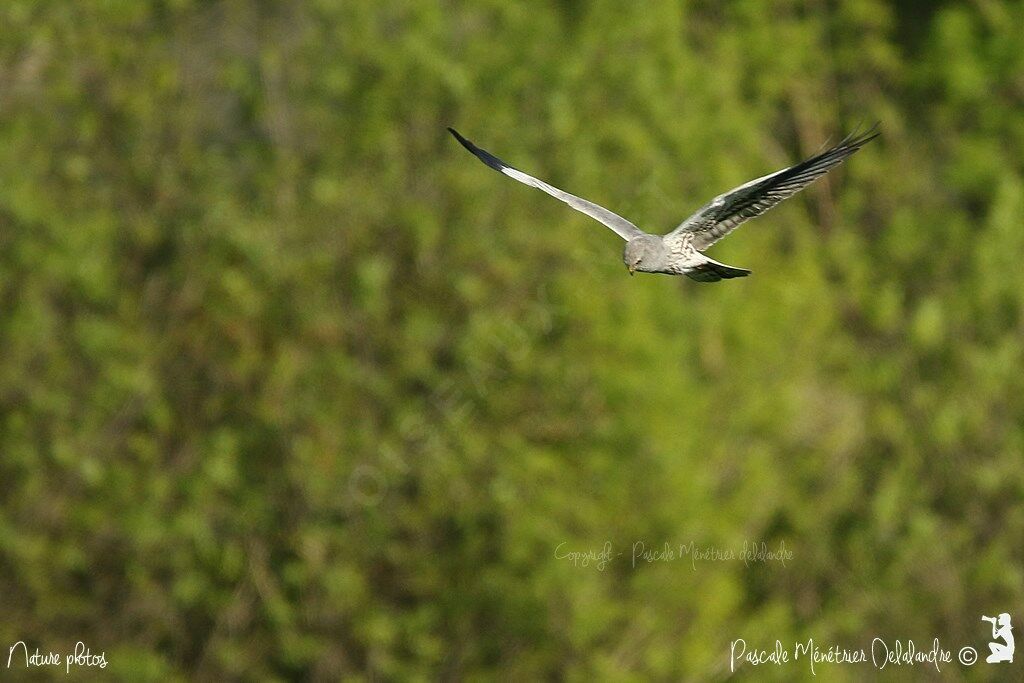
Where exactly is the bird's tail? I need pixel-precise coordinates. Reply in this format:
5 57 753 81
684 255 751 282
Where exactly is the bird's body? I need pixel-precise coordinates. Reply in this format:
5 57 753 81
624 232 747 280
448 126 879 282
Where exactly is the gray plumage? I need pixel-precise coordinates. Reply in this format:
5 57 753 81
449 126 879 282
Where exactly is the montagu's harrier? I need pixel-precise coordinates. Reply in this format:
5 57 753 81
448 126 878 282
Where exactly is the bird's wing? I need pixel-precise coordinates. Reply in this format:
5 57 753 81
665 126 880 252
684 253 751 282
448 128 645 241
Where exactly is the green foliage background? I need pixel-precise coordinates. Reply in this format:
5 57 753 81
2 0 1023 679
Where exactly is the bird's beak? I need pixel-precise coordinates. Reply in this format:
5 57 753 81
628 264 636 276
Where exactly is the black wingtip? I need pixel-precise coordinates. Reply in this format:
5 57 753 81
447 126 479 155
445 127 509 173
447 127 470 148
844 121 882 148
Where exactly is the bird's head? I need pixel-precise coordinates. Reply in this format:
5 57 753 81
623 235 659 275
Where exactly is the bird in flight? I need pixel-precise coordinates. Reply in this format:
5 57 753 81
448 126 879 281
